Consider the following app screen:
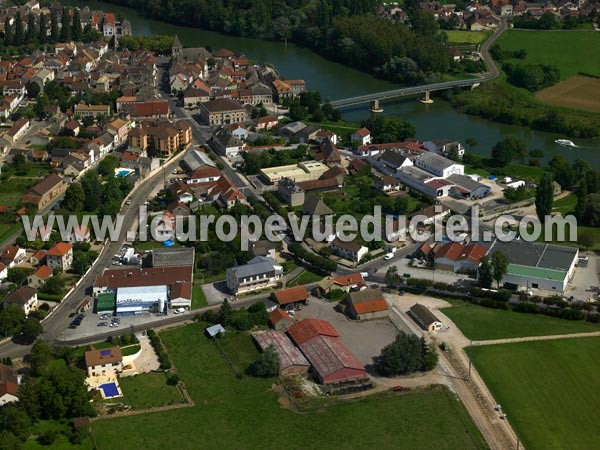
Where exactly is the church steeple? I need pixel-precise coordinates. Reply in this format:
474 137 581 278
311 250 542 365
172 35 182 61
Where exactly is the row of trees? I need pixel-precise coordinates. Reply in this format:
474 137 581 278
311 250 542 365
478 251 509 289
3 8 101 48
0 305 42 340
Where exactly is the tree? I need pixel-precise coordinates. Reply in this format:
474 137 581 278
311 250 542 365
578 229 595 250
13 12 23 46
535 172 554 221
478 255 493 289
50 11 59 42
491 251 509 289
249 345 280 377
385 265 401 289
29 339 54 376
378 332 436 376
575 181 588 221
80 171 102 211
0 404 31 441
12 153 26 171
97 155 119 177
25 81 41 99
490 137 525 167
548 155 575 190
71 8 82 41
6 267 33 286
42 275 64 295
0 430 23 450
362 116 416 143
26 12 37 44
465 137 477 149
311 107 325 122
583 193 600 227
39 12 47 44
60 8 71 42
0 305 25 338
330 108 342 121
4 18 13 46
63 182 85 212
21 317 43 341
218 298 232 325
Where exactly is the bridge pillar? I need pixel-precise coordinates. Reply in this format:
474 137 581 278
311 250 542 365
369 99 383 113
420 91 434 104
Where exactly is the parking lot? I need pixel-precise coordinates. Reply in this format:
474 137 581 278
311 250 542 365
565 252 599 301
295 297 402 370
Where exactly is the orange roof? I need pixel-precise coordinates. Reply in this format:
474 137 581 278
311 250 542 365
46 242 72 257
33 265 52 279
353 127 370 137
287 319 339 345
353 299 389 315
269 308 292 325
273 286 309 305
332 273 364 287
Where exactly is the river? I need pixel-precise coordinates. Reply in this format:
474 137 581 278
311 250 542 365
73 1 600 166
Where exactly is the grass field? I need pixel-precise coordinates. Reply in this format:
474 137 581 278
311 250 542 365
465 162 547 184
552 193 577 215
91 324 487 450
536 75 600 113
0 176 37 210
442 303 600 341
467 337 600 450
446 30 489 44
191 285 208 309
116 372 184 409
497 30 600 80
287 268 323 287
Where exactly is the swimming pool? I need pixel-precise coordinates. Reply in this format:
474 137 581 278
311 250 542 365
99 382 120 398
115 168 135 178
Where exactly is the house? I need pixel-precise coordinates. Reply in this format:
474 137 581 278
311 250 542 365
74 103 111 118
206 324 225 338
66 225 91 243
188 166 221 184
199 99 248 125
0 245 27 268
30 249 47 266
226 256 283 294
423 139 465 158
46 242 73 271
412 204 451 226
4 286 38 315
278 178 305 207
269 308 294 330
303 194 333 217
350 128 372 145
315 130 337 146
260 161 328 185
209 127 245 159
84 345 123 377
375 175 402 193
228 123 249 140
4 118 30 144
0 262 7 282
272 285 309 310
27 265 53 289
434 242 487 273
330 238 368 263
344 289 389 321
251 240 277 259
254 330 309 376
409 303 442 331
0 380 19 406
447 174 491 200
253 115 278 131
287 319 368 386
370 150 413 174
20 173 67 210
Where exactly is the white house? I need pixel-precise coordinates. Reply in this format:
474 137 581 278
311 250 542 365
0 262 7 281
330 238 369 263
350 127 372 145
4 286 38 315
226 256 283 295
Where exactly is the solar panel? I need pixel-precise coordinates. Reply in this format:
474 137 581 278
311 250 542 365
100 349 112 356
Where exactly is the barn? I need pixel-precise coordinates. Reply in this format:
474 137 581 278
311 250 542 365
344 289 389 321
253 330 310 377
272 285 309 310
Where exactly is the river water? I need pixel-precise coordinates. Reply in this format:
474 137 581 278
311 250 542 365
74 1 600 166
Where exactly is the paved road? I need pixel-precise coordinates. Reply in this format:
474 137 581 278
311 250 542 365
329 18 507 108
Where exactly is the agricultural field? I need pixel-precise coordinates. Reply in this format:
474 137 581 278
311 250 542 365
467 337 600 450
497 30 600 79
446 30 489 45
442 303 600 341
91 324 487 450
536 75 600 113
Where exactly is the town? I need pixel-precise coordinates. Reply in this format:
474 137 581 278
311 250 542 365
0 2 599 450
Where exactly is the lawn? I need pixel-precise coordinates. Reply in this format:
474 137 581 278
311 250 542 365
116 372 184 410
446 30 489 45
0 176 37 210
552 193 576 215
287 268 323 287
92 324 487 450
442 303 600 341
121 344 141 356
191 285 208 309
466 337 600 450
464 162 547 184
496 30 600 80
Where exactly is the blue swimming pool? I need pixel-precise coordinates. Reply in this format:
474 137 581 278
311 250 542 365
99 382 119 398
115 168 134 178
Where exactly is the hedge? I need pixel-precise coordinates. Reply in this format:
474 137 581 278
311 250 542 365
36 292 63 302
147 329 171 370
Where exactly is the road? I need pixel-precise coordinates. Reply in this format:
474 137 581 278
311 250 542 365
329 18 507 109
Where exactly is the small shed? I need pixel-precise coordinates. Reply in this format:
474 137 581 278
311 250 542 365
206 324 225 338
409 304 442 332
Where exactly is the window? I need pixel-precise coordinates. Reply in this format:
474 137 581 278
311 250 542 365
532 283 539 288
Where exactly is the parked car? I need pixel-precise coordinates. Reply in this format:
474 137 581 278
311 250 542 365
174 308 186 314
383 253 394 260
97 322 108 327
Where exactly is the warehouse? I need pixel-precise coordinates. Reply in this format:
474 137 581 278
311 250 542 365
116 285 168 316
487 240 578 292
287 319 368 386
260 161 328 184
254 330 310 377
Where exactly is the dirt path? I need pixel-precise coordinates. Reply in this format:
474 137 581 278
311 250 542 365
473 330 600 346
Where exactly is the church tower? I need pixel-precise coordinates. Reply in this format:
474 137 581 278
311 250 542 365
172 35 183 63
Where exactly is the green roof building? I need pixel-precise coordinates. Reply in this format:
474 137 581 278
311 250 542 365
96 292 116 313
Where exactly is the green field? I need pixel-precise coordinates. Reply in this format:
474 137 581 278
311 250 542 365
442 303 600 341
286 268 323 287
446 30 489 45
92 324 487 450
191 285 208 309
552 193 576 215
116 372 184 409
467 337 600 450
25 420 93 450
497 31 600 79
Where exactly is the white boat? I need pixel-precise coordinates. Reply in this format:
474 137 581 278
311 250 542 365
555 139 577 147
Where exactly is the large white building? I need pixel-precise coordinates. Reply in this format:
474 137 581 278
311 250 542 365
226 256 283 295
116 285 169 316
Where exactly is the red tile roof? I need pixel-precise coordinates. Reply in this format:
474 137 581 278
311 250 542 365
273 285 309 305
46 242 72 257
269 308 293 325
33 265 53 280
332 273 364 287
287 319 339 345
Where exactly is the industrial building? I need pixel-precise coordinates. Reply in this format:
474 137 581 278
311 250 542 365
254 330 310 377
260 161 328 185
116 285 169 315
487 240 578 292
287 319 368 386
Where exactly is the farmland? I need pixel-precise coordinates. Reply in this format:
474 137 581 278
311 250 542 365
446 30 489 45
496 30 600 79
467 337 600 450
536 75 600 113
442 303 600 341
92 324 487 450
